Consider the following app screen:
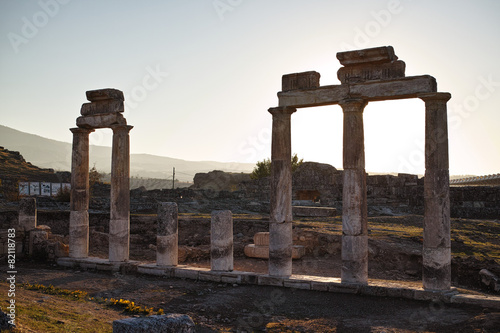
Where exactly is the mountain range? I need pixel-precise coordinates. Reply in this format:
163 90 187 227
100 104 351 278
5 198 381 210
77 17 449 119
0 125 254 182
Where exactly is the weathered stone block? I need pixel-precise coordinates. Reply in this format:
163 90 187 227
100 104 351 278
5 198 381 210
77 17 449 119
337 46 396 66
244 244 305 259
254 232 269 246
86 88 124 102
282 71 320 91
292 206 337 217
80 99 124 116
112 314 195 333
337 60 405 84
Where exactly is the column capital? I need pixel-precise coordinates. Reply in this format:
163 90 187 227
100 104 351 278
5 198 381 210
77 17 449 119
418 92 451 102
268 106 296 116
339 98 368 112
70 127 95 134
111 124 134 133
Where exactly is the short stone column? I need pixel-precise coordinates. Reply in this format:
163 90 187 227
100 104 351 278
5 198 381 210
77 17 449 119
157 202 178 266
109 124 133 262
18 197 37 231
211 210 233 271
419 92 452 290
339 99 368 284
268 106 296 277
69 127 94 258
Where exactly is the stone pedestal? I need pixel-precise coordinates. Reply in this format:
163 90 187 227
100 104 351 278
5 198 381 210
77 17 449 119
211 210 233 271
420 92 452 290
268 106 296 277
340 99 368 284
18 197 37 231
109 125 133 262
69 127 94 258
157 202 178 266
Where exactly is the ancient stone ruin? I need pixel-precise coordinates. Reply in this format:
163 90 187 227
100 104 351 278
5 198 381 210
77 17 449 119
62 46 452 295
268 46 452 290
69 88 133 262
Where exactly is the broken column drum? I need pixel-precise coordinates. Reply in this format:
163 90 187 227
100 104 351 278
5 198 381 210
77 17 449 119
157 202 179 266
18 197 37 231
270 46 452 290
69 88 133 262
211 210 233 271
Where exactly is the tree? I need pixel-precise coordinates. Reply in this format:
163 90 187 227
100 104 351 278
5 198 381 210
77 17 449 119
250 154 303 179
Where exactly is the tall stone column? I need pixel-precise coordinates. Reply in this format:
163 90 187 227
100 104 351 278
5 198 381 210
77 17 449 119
340 99 368 284
109 125 133 262
419 92 452 290
69 127 94 258
268 106 296 277
157 202 178 266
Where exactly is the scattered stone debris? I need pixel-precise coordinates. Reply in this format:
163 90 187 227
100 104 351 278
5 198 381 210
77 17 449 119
112 313 195 333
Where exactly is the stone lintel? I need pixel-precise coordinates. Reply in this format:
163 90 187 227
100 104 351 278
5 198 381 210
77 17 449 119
337 46 397 66
76 113 127 129
282 71 320 92
86 88 124 102
278 75 437 108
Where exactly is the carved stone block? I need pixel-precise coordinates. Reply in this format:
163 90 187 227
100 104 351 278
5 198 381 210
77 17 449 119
337 46 396 66
337 60 406 84
86 88 124 102
282 71 320 91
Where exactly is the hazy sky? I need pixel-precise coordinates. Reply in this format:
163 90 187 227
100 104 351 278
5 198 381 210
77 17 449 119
1 0 499 176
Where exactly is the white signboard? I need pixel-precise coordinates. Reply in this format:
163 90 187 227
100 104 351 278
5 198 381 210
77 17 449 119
51 183 61 196
30 182 40 195
19 182 30 196
41 182 51 196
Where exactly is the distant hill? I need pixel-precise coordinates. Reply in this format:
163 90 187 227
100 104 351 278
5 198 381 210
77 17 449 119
0 125 254 182
0 146 69 183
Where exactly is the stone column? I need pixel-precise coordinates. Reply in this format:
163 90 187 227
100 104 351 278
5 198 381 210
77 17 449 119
419 92 452 290
109 125 133 262
157 202 178 266
18 197 37 231
211 210 233 271
340 99 368 284
69 127 94 258
268 106 296 277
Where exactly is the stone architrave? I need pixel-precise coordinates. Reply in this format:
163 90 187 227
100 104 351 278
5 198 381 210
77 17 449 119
211 210 233 271
268 106 296 277
419 92 452 290
109 124 133 262
339 98 368 285
18 197 37 231
157 202 178 266
69 127 94 258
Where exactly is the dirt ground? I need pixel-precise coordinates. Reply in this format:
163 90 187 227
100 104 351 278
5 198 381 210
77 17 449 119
2 262 500 332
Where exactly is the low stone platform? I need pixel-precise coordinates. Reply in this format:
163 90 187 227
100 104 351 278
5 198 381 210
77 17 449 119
56 257 500 310
292 206 337 217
